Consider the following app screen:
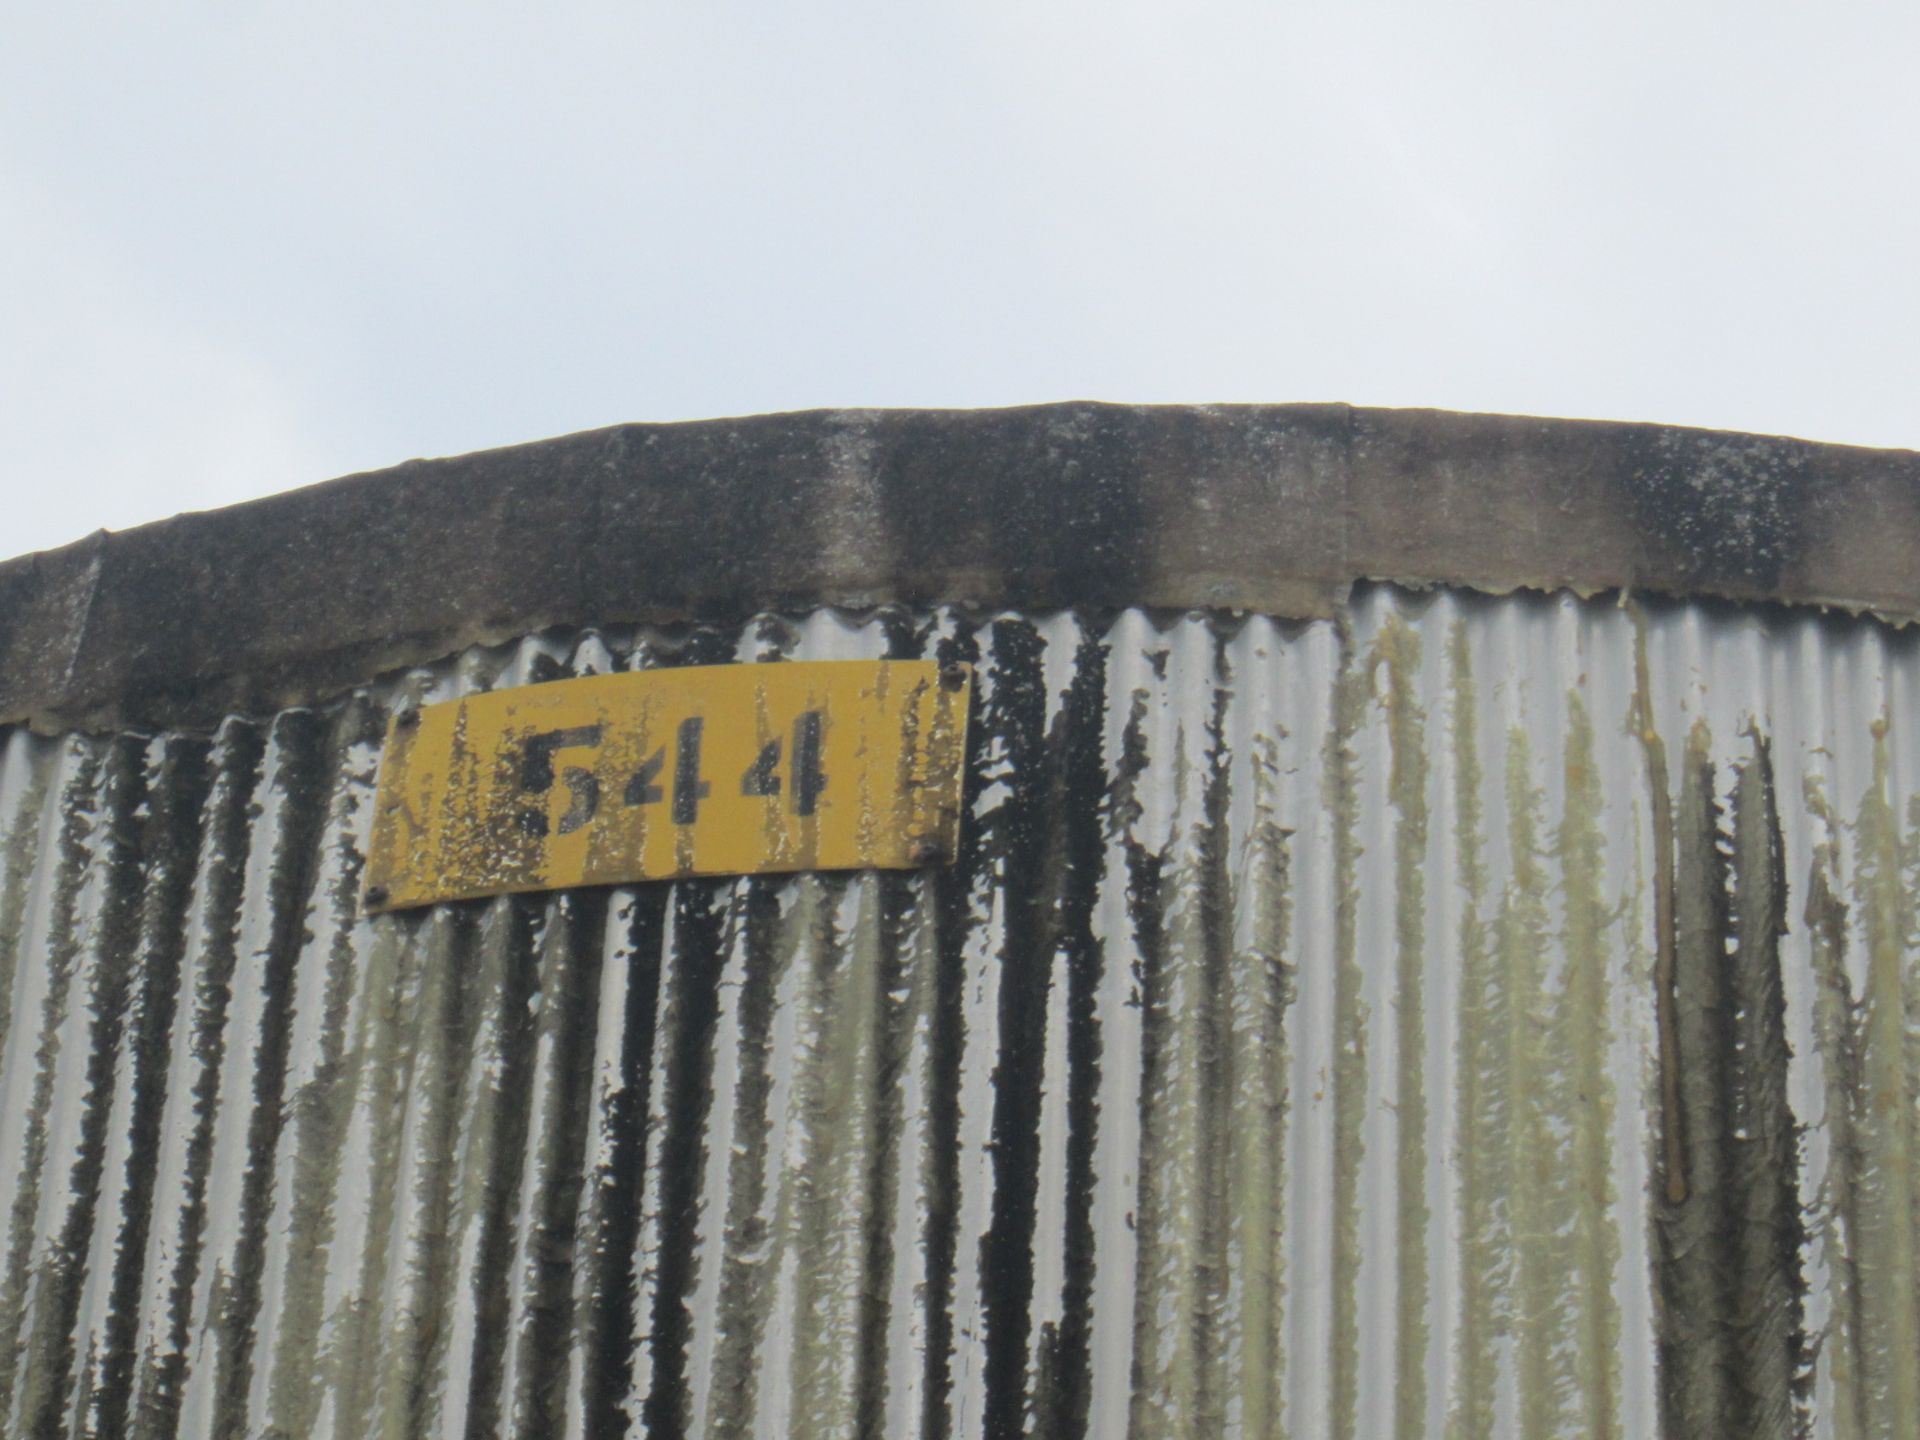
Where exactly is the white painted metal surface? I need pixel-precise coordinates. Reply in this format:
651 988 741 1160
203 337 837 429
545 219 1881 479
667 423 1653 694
0 586 1908 1437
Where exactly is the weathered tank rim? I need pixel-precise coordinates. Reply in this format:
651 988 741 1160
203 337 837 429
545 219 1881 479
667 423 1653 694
4 401 1917 734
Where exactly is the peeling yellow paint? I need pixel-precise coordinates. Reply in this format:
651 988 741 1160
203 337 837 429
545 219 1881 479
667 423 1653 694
363 661 971 910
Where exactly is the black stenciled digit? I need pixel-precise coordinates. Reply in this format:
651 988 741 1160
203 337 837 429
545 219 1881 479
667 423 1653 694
557 768 600 834
740 738 782 798
790 709 826 817
517 724 604 837
673 716 712 824
624 748 665 806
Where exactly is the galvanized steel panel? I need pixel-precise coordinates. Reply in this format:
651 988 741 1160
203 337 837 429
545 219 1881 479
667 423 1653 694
0 586 1912 1437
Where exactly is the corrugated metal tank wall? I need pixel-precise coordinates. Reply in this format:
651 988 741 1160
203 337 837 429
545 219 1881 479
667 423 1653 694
0 583 1913 1438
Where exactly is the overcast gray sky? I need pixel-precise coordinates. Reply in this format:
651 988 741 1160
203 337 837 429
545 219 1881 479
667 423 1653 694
5 3 1917 560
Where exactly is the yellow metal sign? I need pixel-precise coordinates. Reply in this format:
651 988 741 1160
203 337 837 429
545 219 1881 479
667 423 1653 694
363 659 972 912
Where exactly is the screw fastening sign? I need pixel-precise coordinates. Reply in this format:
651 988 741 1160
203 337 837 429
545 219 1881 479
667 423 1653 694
363 659 972 912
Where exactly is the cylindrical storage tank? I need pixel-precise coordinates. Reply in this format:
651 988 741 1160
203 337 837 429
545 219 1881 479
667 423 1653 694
2 403 1918 1438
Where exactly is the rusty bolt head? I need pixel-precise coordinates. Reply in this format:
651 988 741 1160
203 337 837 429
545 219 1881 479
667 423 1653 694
938 662 968 692
394 707 421 730
364 885 390 909
909 836 949 866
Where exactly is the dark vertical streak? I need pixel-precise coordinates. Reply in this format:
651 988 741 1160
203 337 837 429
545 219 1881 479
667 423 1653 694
1727 734 1806 1438
637 879 727 1440
1189 648 1237 1432
976 620 1049 1440
1655 728 1740 1438
456 894 544 1440
18 735 150 1440
75 736 213 1440
513 890 613 1437
581 886 667 1439
918 617 986 1440
1026 626 1108 1440
703 877 787 1440
851 609 930 1440
1115 684 1166 1435
207 709 338 1440
0 741 102 1430
131 720 265 1440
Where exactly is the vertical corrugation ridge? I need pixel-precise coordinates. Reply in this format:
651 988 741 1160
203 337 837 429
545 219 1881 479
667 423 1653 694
1081 609 1154 1438
0 735 102 1429
124 718 266 1439
13 734 149 1439
1217 616 1292 1440
1556 685 1624 1439
70 735 213 1440
1324 609 1366 1440
1849 708 1920 1436
1018 613 1106 1440
972 617 1052 1440
1655 716 1741 1435
245 697 393 1437
916 612 986 1440
1445 609 1502 1440
1496 639 1555 1436
573 885 667 1439
183 708 339 1439
1375 601 1431 1440
636 880 727 1438
1727 734 1805 1438
0 730 59 1078
1128 616 1235 1440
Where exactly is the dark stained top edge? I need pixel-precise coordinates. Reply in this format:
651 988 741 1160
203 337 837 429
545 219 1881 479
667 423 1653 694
5 401 1918 733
